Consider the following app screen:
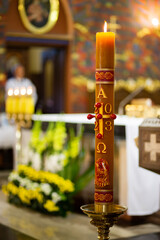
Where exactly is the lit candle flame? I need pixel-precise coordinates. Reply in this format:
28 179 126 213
20 87 26 96
8 88 13 96
27 86 33 95
152 17 159 27
14 88 19 96
104 21 107 32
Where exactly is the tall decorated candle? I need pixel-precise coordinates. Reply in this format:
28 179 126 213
95 21 115 212
13 88 20 114
25 86 34 115
6 88 14 115
19 87 27 114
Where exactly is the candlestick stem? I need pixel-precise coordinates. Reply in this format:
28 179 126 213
15 124 22 169
97 226 110 240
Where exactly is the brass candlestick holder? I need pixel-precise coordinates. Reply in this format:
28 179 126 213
7 113 32 169
81 203 127 240
7 113 32 128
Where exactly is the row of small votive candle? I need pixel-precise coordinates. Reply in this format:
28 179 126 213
6 86 34 115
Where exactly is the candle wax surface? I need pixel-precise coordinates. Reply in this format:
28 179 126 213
96 32 115 69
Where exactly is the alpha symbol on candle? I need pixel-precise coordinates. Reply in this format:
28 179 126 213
97 88 107 98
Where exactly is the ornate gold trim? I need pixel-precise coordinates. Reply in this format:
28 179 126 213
96 82 114 84
18 0 59 34
95 189 113 193
96 71 114 81
6 31 73 41
96 68 114 71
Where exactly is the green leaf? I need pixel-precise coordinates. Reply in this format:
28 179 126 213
73 164 94 195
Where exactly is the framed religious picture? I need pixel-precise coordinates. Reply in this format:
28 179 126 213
18 0 59 34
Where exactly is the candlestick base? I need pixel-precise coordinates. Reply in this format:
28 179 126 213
81 203 127 240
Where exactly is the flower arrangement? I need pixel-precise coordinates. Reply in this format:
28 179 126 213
3 120 94 216
3 165 74 216
22 121 68 172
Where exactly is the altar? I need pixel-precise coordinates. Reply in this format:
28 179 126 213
0 113 160 216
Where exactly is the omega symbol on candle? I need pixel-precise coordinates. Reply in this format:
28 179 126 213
95 158 110 187
97 142 107 153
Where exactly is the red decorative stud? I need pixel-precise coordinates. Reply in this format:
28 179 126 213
97 113 102 119
95 102 101 108
97 133 102 139
87 114 95 120
110 114 117 120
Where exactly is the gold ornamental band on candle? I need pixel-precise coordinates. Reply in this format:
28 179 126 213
94 68 115 213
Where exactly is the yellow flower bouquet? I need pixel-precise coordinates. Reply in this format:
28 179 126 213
3 120 94 216
3 165 74 216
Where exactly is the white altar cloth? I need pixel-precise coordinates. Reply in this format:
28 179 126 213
126 123 160 216
0 114 15 149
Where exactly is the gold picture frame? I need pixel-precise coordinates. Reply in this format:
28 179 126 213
18 0 59 34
